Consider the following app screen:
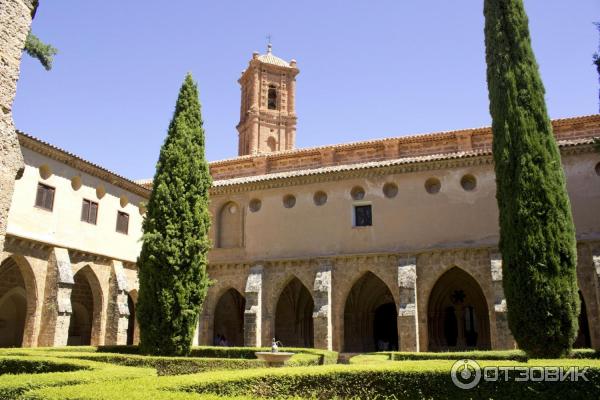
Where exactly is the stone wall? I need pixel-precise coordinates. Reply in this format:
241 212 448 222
0 0 35 253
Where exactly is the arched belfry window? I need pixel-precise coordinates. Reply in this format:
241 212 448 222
268 85 277 110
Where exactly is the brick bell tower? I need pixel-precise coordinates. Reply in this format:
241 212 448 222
236 43 299 156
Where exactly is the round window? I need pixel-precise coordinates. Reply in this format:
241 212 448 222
283 194 296 209
383 182 398 198
351 186 366 201
425 178 441 194
313 191 327 206
460 174 477 191
249 199 262 212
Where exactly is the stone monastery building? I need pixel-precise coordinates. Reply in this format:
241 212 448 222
2 45 600 353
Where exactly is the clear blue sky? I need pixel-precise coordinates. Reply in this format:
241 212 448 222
13 0 600 180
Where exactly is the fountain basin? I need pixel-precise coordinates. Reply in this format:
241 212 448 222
255 351 294 367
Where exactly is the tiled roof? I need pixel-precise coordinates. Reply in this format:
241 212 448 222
17 131 151 198
212 137 597 188
256 44 291 68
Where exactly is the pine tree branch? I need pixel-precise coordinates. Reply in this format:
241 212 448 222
23 31 57 71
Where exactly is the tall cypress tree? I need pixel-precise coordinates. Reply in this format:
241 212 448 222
137 74 212 356
483 0 579 358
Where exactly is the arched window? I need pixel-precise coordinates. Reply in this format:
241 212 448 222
218 202 243 248
268 86 277 110
267 136 277 152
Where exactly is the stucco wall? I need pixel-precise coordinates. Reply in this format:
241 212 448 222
209 151 600 263
7 148 145 262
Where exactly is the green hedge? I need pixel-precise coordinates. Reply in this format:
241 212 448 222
97 345 338 365
181 365 600 399
57 351 321 375
388 349 598 362
0 357 87 375
389 350 529 362
155 358 264 376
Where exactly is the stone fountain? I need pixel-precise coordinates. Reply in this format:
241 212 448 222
254 339 294 367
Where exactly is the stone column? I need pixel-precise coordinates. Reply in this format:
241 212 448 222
38 247 73 347
313 260 332 350
0 0 36 253
397 256 419 351
249 115 259 154
490 253 515 349
105 261 129 345
244 264 263 347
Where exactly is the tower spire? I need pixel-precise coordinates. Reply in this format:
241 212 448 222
266 34 272 54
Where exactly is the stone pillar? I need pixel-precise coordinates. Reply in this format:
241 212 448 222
38 247 73 347
0 0 36 253
313 260 332 350
397 256 419 351
249 115 259 155
490 253 515 349
105 261 129 345
244 264 263 347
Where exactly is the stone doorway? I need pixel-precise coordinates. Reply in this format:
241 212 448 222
68 267 101 346
0 258 29 347
428 267 490 351
574 291 591 348
275 278 314 348
344 272 398 352
213 288 245 346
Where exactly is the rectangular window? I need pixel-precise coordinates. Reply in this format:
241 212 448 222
81 199 98 225
354 205 372 227
34 183 55 211
116 211 129 234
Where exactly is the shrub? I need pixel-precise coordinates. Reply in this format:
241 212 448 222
0 358 87 375
484 0 580 358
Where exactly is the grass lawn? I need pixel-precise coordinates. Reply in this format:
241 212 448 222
1 347 598 399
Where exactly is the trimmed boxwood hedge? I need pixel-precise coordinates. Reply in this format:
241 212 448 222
97 345 338 365
181 365 600 399
388 349 599 362
0 357 87 375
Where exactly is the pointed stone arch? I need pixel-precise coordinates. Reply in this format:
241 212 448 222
274 276 314 348
0 256 37 347
68 265 103 346
217 201 243 248
427 267 491 351
343 271 398 352
213 287 245 346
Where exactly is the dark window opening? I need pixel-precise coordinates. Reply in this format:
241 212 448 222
268 86 277 110
35 183 55 211
81 199 99 225
354 205 372 227
116 211 129 234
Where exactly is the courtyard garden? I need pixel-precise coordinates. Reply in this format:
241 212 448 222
1 346 599 399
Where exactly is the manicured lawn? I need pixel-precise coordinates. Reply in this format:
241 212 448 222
1 347 598 399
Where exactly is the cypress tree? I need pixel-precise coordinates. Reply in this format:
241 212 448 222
483 0 579 358
137 74 212 356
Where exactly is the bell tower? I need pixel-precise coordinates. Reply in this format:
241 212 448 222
236 44 299 156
